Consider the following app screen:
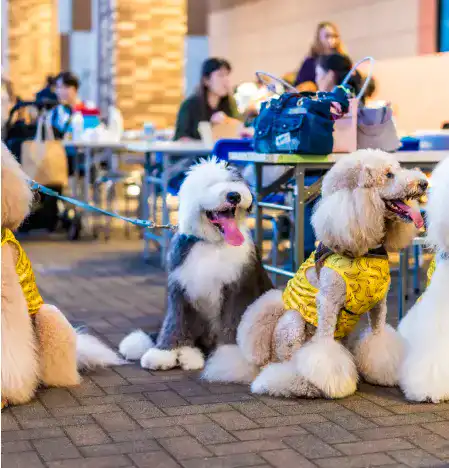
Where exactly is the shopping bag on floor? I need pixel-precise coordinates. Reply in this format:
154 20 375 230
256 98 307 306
22 111 68 187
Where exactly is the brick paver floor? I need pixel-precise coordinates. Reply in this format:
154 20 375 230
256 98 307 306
2 236 449 468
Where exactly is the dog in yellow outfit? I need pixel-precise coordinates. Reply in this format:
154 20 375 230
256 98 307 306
1 143 123 408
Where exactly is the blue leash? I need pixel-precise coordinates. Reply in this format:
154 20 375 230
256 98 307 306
29 180 177 231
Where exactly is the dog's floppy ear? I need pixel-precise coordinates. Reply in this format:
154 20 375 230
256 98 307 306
247 194 254 213
358 165 377 188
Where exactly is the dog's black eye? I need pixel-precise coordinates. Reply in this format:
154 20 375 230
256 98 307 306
386 172 395 179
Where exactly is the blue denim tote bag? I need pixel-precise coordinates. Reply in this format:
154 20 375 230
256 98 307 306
253 72 352 155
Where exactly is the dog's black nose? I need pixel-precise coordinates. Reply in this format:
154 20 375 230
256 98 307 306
418 180 429 191
226 192 241 205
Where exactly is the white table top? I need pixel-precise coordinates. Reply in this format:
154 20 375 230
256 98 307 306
227 150 449 165
62 140 129 150
126 140 213 155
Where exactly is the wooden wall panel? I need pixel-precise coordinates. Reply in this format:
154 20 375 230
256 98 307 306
8 0 60 99
115 0 186 129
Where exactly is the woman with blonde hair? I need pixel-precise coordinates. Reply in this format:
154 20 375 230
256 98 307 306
294 21 347 91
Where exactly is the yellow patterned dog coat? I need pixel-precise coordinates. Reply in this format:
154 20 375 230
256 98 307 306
426 257 436 287
1 228 43 316
1 228 44 409
283 245 390 340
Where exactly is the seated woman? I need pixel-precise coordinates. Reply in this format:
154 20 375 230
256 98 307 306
294 21 347 92
174 57 240 141
315 53 363 99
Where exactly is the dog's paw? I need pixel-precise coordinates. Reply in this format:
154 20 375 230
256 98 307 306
178 347 205 371
140 348 177 370
119 330 154 361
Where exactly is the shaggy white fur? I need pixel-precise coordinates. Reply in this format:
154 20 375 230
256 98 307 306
354 324 404 387
178 156 253 243
178 347 205 371
77 332 126 370
398 157 449 403
141 348 178 370
202 344 258 384
399 261 449 402
119 330 154 360
295 337 358 398
172 235 252 317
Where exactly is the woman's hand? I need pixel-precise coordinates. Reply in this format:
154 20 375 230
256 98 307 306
239 125 254 139
210 111 227 125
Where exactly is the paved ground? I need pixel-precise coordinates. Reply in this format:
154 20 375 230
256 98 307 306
2 236 449 468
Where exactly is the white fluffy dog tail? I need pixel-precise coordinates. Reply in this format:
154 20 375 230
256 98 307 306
118 329 154 361
76 331 126 370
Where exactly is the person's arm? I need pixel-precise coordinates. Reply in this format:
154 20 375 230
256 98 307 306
228 95 242 120
294 57 316 87
174 98 200 141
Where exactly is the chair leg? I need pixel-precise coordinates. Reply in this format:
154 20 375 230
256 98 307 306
105 182 115 241
413 244 421 295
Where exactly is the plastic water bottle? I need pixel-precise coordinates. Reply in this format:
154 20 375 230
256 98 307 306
108 106 124 141
71 112 84 141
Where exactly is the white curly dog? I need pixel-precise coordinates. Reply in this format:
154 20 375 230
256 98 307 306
398 156 449 403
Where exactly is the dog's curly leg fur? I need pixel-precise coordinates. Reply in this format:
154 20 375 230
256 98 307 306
35 304 80 387
294 268 358 398
1 244 39 405
237 289 286 366
354 297 404 387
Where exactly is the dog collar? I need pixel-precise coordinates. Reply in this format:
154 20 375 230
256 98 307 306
314 242 388 277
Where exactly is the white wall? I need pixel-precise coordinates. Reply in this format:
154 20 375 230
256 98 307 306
185 35 209 96
208 0 421 84
58 0 99 104
369 53 449 134
1 0 9 72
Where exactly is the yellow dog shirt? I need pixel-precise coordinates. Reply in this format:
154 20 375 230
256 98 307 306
426 257 436 287
283 247 390 340
1 228 43 316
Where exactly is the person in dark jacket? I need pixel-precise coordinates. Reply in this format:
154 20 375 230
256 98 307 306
294 22 347 92
36 76 58 103
174 58 240 141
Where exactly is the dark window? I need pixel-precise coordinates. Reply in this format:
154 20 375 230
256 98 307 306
439 0 449 51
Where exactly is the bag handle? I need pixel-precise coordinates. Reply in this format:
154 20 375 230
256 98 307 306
255 71 298 94
34 112 45 142
34 110 56 142
341 56 375 100
44 111 55 141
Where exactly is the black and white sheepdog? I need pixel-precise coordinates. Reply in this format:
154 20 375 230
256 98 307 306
119 157 272 371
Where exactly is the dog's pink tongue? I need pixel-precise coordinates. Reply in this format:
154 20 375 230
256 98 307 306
396 201 424 229
216 216 245 246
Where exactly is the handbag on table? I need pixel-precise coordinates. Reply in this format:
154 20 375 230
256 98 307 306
333 56 400 153
21 111 69 188
357 104 400 152
253 71 351 155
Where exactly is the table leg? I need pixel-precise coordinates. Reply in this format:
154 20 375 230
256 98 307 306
294 166 305 270
83 148 93 232
398 249 408 320
161 152 170 269
142 152 151 261
254 163 263 254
